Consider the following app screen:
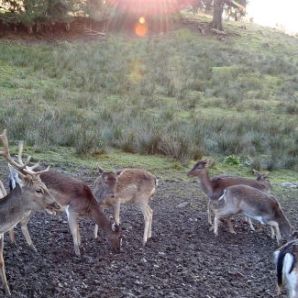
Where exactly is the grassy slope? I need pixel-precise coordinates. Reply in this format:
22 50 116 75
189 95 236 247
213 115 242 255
0 16 297 182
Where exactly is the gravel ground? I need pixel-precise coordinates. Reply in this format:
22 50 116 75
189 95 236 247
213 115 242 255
0 163 297 298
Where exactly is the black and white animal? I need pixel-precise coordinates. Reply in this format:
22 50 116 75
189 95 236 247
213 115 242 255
274 239 298 298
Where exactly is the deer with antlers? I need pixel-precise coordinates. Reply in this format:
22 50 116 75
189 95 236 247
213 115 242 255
0 129 60 295
8 142 122 256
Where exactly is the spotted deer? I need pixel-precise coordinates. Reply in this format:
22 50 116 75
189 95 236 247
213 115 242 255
187 159 272 233
212 185 292 244
0 129 60 296
8 142 122 256
274 238 298 298
93 168 158 245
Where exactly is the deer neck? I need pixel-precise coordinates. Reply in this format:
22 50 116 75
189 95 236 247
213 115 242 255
90 203 112 233
197 169 214 197
0 186 28 233
277 209 293 239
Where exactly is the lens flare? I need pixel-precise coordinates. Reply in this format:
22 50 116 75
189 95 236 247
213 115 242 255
139 16 146 24
134 17 148 37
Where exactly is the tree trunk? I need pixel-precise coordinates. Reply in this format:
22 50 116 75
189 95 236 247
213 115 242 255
210 0 225 31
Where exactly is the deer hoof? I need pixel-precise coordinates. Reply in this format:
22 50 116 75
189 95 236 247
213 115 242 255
74 247 81 256
30 244 38 252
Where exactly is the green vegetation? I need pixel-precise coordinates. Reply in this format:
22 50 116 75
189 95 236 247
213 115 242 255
0 20 297 171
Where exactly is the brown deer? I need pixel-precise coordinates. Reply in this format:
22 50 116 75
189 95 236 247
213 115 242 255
187 159 272 232
274 238 298 298
212 185 292 244
93 168 158 245
7 138 122 256
39 170 122 255
0 129 60 296
252 169 273 190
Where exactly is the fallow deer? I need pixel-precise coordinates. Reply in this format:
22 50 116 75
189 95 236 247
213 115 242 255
274 238 298 298
0 129 60 296
187 159 272 232
212 185 292 244
93 168 158 245
253 169 271 183
8 142 122 256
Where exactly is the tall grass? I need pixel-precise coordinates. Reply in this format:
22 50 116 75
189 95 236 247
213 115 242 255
0 27 297 169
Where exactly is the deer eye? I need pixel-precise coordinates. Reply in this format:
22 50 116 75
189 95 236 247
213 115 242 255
36 188 43 194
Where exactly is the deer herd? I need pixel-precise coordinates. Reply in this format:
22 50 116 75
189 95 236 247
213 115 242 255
0 129 296 297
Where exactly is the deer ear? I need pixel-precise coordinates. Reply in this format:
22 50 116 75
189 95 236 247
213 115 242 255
203 159 209 167
98 166 104 175
116 170 123 176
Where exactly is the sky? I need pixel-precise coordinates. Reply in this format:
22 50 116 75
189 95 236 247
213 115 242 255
247 0 298 34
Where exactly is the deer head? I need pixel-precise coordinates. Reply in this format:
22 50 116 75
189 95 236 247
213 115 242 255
187 159 209 177
0 129 60 213
93 170 118 207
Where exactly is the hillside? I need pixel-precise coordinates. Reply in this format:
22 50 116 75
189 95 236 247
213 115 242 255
0 16 297 173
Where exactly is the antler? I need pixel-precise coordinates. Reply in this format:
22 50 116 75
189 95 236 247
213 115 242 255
0 129 27 174
0 129 49 176
17 140 49 175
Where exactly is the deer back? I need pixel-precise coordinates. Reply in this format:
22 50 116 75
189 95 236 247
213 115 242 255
40 170 97 214
116 169 157 202
210 176 271 199
94 168 157 207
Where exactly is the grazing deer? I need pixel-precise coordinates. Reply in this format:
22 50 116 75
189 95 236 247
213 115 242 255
93 168 158 245
0 129 60 296
8 142 122 256
212 185 292 244
187 159 272 232
274 238 298 298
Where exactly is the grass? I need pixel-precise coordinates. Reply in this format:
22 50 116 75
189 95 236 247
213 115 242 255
6 145 297 187
0 16 297 171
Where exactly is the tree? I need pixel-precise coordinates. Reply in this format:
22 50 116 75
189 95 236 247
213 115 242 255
210 0 247 31
210 0 225 31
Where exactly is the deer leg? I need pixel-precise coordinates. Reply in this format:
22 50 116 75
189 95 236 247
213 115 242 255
268 221 281 244
207 200 212 225
227 219 236 234
20 215 36 252
139 204 151 245
77 223 81 246
246 217 255 231
276 284 282 296
8 229 15 244
0 235 11 296
113 201 121 226
94 224 99 239
147 206 153 240
67 210 80 256
270 226 276 239
213 215 220 236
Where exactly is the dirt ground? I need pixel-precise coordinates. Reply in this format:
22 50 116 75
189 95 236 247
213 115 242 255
0 161 296 298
